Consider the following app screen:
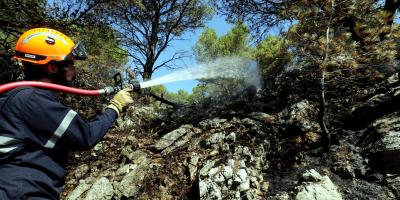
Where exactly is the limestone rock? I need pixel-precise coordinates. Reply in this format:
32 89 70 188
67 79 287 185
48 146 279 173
206 132 226 146
115 164 137 177
73 164 89 180
84 177 114 200
199 118 228 130
124 149 149 164
186 153 201 181
199 179 222 200
302 169 323 182
296 169 343 200
66 178 94 200
154 124 193 151
161 130 196 155
362 113 400 173
386 174 400 199
114 158 151 198
278 100 321 133
248 112 276 124
198 158 261 200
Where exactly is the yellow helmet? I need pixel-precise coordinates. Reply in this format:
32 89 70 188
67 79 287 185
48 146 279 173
15 28 87 65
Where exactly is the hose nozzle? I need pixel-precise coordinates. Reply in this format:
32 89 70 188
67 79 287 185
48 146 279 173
129 80 141 93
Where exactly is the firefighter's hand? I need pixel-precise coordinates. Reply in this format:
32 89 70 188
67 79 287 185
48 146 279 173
107 88 134 116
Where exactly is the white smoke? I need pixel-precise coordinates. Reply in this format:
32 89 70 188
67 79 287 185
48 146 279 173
140 57 261 89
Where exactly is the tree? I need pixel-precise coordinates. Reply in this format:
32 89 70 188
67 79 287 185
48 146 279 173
255 35 292 87
0 0 117 84
218 0 400 41
193 22 256 98
218 0 400 152
194 22 252 62
189 83 208 104
103 0 212 80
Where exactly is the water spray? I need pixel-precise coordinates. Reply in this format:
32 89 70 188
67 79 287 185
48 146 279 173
140 57 261 89
0 57 260 96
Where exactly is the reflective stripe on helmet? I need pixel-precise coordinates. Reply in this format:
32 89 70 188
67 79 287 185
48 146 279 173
15 51 47 61
0 135 21 153
44 110 77 149
15 28 77 65
22 32 68 45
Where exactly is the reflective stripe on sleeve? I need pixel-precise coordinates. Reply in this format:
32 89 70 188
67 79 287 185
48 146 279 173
0 146 18 153
44 110 77 149
0 135 21 153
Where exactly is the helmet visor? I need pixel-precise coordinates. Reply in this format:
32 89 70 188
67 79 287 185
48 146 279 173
66 41 87 61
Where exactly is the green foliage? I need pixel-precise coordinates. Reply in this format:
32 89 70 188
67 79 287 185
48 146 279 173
165 89 190 104
255 36 292 84
193 21 292 101
283 0 400 73
70 25 129 88
189 83 208 104
193 22 258 99
194 22 252 62
150 85 191 105
104 0 212 80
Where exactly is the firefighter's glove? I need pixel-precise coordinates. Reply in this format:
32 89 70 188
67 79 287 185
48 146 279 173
107 88 134 116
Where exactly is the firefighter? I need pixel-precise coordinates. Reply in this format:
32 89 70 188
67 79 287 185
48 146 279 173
0 28 133 199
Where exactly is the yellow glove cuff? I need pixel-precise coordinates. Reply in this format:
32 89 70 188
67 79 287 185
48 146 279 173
107 104 120 117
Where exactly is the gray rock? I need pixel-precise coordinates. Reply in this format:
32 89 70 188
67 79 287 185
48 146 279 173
226 132 236 143
125 150 149 164
187 153 201 181
84 177 114 200
365 113 400 173
296 169 343 200
154 124 193 151
198 159 258 199
200 160 218 177
199 179 222 200
66 178 93 200
206 132 226 146
73 164 89 180
386 174 400 199
117 118 134 129
234 169 250 192
115 164 137 177
222 166 233 180
332 163 355 179
209 167 225 183
161 130 196 155
276 192 290 200
199 118 228 130
114 158 150 198
248 112 276 124
241 118 261 129
278 100 321 133
302 169 323 182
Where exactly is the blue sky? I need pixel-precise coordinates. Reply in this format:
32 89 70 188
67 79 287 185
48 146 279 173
151 15 233 94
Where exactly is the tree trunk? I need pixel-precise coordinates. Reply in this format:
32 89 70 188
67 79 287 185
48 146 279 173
320 0 334 153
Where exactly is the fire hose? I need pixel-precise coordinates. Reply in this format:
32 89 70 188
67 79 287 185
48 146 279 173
0 73 141 96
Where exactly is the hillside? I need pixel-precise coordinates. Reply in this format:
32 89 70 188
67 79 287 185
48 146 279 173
62 69 400 200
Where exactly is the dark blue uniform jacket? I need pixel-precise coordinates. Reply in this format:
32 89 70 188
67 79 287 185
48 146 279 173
0 87 117 199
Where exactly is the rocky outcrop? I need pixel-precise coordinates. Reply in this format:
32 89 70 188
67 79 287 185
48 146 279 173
114 158 151 198
84 177 114 200
153 124 201 155
295 169 342 200
349 73 400 129
62 72 400 200
386 174 400 198
199 158 265 200
278 100 321 133
358 112 400 173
